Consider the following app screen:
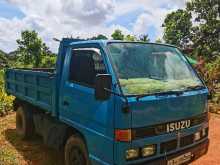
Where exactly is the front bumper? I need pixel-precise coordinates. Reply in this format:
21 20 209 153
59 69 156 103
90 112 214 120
132 139 209 165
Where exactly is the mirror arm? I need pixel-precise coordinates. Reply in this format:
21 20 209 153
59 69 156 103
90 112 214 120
104 88 130 113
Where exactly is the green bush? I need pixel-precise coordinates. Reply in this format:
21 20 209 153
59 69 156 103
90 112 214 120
206 56 220 105
196 55 220 106
40 55 56 68
205 56 220 84
0 70 14 116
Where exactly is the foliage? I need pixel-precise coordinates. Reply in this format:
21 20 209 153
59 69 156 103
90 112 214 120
90 34 108 40
111 29 124 40
163 1 219 58
16 30 42 67
138 34 150 42
155 38 162 43
186 0 220 58
204 56 220 84
163 9 192 48
111 30 150 42
40 55 57 68
0 70 14 116
16 30 54 67
195 54 220 106
202 55 220 92
0 50 9 68
124 35 137 41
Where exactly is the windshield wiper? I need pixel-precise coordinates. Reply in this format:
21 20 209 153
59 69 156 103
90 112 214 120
184 85 205 91
136 90 183 101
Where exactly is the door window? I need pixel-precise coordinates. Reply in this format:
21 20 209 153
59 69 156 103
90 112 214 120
69 48 106 87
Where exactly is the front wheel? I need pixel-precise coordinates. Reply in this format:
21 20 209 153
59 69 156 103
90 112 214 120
64 135 89 165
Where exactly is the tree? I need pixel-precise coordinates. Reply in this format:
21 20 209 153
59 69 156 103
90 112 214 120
16 30 52 67
186 0 220 58
162 9 192 48
155 38 162 43
90 34 108 40
0 50 8 68
42 43 53 56
138 34 150 42
124 35 137 41
111 29 124 40
95 34 108 40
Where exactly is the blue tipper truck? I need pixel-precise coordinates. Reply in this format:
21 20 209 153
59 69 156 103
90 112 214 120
5 38 210 165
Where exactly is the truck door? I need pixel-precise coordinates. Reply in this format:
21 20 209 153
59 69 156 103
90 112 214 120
59 45 114 165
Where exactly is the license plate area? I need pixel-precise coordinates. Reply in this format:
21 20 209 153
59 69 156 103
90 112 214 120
167 152 192 165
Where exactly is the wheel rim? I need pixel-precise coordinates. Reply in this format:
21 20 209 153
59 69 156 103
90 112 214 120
69 147 86 165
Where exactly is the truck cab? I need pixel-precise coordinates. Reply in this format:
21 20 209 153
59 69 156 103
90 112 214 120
5 38 209 165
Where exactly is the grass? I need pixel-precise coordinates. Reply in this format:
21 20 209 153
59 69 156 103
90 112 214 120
0 113 63 165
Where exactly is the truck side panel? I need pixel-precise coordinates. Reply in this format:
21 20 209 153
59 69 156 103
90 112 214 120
5 69 56 116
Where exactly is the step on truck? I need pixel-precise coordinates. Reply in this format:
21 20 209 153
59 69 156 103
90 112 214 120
5 38 210 165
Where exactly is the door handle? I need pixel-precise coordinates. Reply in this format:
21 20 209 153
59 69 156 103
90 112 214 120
63 101 69 106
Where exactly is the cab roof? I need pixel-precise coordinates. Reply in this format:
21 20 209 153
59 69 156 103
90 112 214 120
67 39 179 49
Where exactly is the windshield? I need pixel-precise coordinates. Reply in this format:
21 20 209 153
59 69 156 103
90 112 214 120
107 42 203 96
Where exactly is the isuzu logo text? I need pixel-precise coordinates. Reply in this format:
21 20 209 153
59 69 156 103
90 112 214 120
166 120 191 133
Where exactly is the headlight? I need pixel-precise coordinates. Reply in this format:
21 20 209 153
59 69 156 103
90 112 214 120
194 132 201 141
141 144 156 157
125 149 139 160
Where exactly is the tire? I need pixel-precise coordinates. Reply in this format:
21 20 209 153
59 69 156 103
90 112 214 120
64 135 89 165
16 104 35 139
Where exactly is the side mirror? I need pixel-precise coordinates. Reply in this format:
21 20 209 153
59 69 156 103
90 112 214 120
95 74 112 100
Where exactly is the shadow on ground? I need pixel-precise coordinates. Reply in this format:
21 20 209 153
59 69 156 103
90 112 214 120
4 128 64 165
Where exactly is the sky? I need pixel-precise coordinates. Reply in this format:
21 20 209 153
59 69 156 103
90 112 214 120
0 0 187 53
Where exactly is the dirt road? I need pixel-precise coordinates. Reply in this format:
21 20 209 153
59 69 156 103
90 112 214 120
0 113 219 165
191 114 220 165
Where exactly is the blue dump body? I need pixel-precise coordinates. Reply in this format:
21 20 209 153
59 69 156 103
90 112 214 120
5 39 209 165
5 69 56 115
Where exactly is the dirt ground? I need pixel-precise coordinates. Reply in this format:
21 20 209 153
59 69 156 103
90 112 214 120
0 113 220 165
191 114 220 165
0 113 63 165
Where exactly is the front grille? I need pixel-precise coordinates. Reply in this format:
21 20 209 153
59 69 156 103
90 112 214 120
160 128 208 154
180 127 209 148
180 134 194 147
160 139 177 154
133 113 207 139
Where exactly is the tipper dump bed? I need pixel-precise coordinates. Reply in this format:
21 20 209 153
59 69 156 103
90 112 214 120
5 68 56 114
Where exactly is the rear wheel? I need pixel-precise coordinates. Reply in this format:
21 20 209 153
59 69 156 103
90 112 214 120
64 135 89 165
16 104 35 139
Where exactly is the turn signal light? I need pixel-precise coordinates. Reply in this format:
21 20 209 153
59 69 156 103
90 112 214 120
115 129 132 142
